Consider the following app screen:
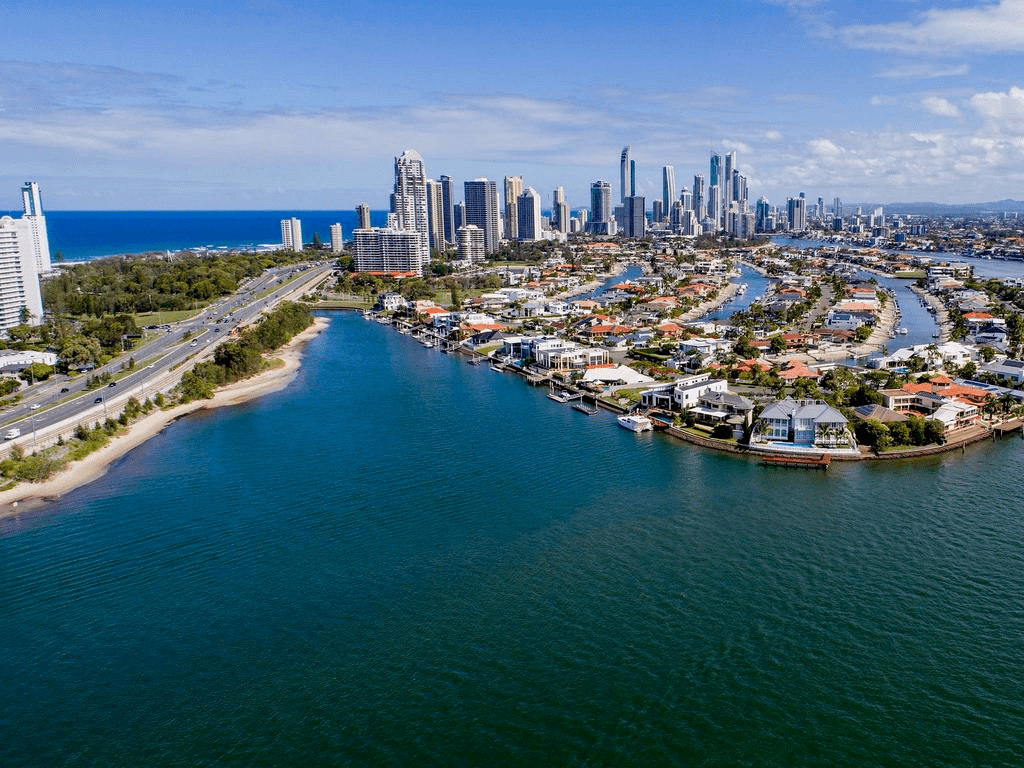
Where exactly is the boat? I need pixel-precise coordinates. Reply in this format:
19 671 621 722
737 283 747 295
617 413 654 432
420 338 435 348
547 385 582 403
898 327 908 335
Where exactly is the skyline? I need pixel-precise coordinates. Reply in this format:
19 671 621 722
4 1 1024 210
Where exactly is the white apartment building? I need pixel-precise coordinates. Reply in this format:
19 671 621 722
0 215 46 329
280 217 303 251
353 228 425 276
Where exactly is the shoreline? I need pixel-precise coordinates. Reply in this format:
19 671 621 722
0 316 329 517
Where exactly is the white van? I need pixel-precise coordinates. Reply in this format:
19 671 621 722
5 428 21 440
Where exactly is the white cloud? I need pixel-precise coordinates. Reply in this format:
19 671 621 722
969 85 1024 132
838 0 1024 53
870 96 897 106
765 130 783 141
921 96 961 118
876 63 970 80
808 138 842 157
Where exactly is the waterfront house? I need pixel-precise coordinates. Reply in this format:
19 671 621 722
753 397 855 449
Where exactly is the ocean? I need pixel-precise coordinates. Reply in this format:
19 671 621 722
3 210 389 263
1 312 1022 767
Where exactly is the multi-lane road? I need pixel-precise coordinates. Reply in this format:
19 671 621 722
0 261 333 452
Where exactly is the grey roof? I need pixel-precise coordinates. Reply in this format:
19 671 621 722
700 390 754 411
852 404 909 423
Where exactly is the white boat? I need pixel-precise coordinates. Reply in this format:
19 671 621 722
617 414 654 432
898 327 908 335
547 387 582 403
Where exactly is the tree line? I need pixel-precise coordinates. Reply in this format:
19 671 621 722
178 302 314 402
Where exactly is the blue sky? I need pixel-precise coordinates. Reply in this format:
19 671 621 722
4 0 1024 210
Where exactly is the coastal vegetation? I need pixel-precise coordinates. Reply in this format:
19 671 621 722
0 396 156 484
178 301 314 402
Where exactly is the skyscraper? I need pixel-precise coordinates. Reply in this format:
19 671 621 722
551 186 565 231
787 194 807 231
0 187 46 329
425 179 445 253
392 149 430 264
19 182 50 274
329 223 343 253
503 176 524 241
724 151 736 204
517 187 543 241
589 180 612 234
624 195 646 238
693 174 706 221
356 203 371 231
439 175 456 245
620 146 634 203
661 166 676 217
280 217 303 251
464 179 500 254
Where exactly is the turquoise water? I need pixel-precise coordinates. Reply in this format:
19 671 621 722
2 312 1023 766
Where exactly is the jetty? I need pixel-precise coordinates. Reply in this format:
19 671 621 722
759 453 831 471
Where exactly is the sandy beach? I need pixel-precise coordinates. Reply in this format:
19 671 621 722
0 316 329 516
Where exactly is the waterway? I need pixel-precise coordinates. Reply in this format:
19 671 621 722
773 235 1024 282
2 312 1022 766
699 262 775 322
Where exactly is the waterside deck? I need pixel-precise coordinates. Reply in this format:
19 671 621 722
759 453 831 471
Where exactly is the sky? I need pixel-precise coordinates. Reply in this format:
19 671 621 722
4 0 1024 210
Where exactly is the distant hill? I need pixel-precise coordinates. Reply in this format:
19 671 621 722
846 199 1024 216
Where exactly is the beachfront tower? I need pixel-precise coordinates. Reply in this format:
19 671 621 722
356 203 371 231
19 182 50 274
280 217 303 251
329 223 343 253
0 214 45 329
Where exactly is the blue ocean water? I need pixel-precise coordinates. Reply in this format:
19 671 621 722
1 210 389 263
1 312 1022 767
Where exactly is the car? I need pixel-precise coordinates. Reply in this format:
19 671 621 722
30 404 40 410
4 428 20 440
60 387 69 393
94 397 103 403
108 382 117 387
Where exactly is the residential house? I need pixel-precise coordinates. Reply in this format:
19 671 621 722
753 397 855 449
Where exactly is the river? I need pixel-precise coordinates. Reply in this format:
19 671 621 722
1 312 1022 766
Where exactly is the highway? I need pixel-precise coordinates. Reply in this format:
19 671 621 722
0 262 333 453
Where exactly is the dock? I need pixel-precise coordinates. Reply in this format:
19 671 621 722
759 453 831 471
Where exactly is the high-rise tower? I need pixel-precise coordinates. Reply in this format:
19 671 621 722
392 149 430 265
464 179 500 254
589 180 612 234
19 182 50 274
661 166 676 217
425 179 445 253
517 187 543 241
504 176 524 241
439 175 456 245
620 146 634 204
